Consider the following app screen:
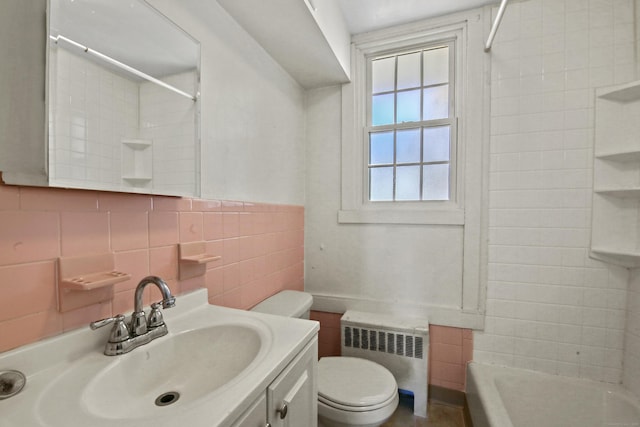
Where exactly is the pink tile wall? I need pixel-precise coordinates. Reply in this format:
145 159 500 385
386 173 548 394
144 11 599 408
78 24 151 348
310 311 474 392
429 325 473 392
0 179 304 353
310 310 342 358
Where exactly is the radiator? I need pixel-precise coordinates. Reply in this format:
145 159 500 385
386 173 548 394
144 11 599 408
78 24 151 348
340 310 429 418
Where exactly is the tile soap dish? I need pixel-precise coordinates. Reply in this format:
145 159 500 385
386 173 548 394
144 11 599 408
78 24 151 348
179 241 221 279
62 270 131 291
57 253 131 312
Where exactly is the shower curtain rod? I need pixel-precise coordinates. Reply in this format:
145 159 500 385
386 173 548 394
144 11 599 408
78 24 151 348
484 0 509 52
49 34 197 101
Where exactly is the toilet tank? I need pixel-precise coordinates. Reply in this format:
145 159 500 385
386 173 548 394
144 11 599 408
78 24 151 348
250 290 313 319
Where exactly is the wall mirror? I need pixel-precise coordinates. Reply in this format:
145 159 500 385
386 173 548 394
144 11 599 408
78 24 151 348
46 0 201 196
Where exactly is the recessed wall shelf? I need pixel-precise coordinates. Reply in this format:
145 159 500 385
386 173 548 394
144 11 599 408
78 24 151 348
122 139 152 149
58 253 131 312
178 241 221 280
590 79 640 268
122 138 153 188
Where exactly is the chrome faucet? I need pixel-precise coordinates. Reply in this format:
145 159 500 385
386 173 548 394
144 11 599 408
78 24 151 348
90 276 175 356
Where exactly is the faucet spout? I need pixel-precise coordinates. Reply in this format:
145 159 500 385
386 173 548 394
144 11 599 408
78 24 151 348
134 275 175 314
132 276 175 336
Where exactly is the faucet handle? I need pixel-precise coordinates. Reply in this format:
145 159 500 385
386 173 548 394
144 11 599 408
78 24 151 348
90 314 124 330
89 314 130 343
148 302 165 329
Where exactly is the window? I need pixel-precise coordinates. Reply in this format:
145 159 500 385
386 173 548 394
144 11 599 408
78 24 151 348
368 44 455 202
339 12 488 228
337 9 489 321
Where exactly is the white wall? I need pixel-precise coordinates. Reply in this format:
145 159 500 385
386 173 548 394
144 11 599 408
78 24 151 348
475 0 636 383
305 88 466 321
625 0 640 397
148 0 306 206
625 270 640 395
305 0 640 384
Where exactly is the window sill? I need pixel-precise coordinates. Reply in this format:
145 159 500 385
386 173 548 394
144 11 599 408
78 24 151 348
337 208 464 225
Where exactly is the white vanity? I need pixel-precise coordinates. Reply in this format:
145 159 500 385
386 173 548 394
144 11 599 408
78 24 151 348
0 289 319 427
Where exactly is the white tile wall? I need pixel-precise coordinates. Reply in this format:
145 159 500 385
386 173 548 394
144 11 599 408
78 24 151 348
49 48 197 195
50 47 139 189
474 0 636 383
625 270 640 395
139 72 198 195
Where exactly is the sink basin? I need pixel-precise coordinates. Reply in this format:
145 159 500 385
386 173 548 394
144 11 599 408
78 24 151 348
37 321 269 422
2 289 318 427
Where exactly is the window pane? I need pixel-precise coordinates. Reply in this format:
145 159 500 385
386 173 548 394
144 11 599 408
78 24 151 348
372 57 395 94
372 93 395 125
423 85 449 120
370 131 394 165
397 90 420 123
423 47 449 86
396 165 421 200
396 129 420 163
423 126 450 162
370 167 394 201
397 52 421 90
423 164 449 200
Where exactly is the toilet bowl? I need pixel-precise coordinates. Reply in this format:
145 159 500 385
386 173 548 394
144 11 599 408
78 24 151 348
251 291 399 427
317 357 399 427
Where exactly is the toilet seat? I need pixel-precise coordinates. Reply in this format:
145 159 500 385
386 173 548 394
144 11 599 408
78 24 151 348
318 357 397 412
318 391 398 412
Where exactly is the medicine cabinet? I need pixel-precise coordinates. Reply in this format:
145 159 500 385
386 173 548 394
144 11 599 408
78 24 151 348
590 80 640 267
0 0 201 197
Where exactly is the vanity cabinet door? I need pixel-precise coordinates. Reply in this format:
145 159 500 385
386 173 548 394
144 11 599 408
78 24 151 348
231 393 267 427
267 339 318 427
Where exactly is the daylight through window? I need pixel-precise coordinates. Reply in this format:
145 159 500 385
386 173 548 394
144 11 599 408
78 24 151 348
367 43 455 202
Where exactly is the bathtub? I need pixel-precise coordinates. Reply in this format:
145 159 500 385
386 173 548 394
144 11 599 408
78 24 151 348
466 362 640 427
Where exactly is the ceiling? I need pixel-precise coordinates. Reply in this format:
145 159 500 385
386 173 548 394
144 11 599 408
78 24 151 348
336 0 499 34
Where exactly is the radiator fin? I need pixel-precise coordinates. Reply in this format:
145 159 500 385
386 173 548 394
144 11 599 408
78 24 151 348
344 326 424 359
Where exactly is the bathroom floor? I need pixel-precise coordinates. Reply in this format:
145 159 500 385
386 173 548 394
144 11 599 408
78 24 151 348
382 394 466 427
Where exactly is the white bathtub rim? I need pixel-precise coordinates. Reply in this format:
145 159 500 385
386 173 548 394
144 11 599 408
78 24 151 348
466 361 640 427
467 362 514 427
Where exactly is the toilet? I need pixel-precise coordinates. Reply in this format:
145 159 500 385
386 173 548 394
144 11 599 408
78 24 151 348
251 290 399 427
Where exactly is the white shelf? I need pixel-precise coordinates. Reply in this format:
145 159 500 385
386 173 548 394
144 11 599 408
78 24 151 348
591 80 640 267
594 187 640 198
122 176 152 184
598 80 640 103
595 150 640 162
217 0 350 89
122 139 152 150
591 247 640 268
122 138 152 186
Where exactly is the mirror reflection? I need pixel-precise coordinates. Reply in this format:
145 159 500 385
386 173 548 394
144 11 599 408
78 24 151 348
47 0 200 196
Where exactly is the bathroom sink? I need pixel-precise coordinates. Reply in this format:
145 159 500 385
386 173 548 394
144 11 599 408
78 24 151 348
37 320 270 423
1 289 318 427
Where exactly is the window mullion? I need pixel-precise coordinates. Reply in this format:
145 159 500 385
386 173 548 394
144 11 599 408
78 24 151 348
419 49 425 201
393 56 399 201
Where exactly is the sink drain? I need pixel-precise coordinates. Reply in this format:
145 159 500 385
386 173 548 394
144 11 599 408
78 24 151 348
0 370 26 400
155 391 180 407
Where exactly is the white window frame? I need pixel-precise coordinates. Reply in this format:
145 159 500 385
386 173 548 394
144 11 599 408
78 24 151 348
338 9 490 316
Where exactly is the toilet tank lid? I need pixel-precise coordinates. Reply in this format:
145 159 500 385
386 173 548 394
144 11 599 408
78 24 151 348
250 290 312 318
